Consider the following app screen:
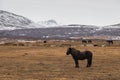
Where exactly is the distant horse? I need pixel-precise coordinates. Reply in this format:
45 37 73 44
66 48 93 68
43 40 47 43
82 39 92 44
82 40 87 44
88 40 92 43
106 40 113 46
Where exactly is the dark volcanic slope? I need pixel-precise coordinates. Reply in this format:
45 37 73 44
0 27 120 40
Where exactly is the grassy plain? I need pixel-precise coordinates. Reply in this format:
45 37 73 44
0 40 120 80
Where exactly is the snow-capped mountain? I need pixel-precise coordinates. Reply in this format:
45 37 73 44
38 19 61 27
0 10 120 40
0 10 42 30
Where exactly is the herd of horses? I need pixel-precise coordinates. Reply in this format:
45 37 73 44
82 39 113 46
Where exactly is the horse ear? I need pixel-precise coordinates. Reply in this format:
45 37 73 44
69 47 72 51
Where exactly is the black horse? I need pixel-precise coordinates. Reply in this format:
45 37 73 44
106 40 113 46
82 40 87 44
66 48 93 68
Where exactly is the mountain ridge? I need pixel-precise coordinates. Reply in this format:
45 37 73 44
0 10 120 30
0 10 120 40
0 10 43 30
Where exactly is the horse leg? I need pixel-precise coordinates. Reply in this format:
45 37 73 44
87 57 92 67
74 59 79 68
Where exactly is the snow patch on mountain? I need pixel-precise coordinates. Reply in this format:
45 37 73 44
0 10 120 33
0 10 43 30
103 23 120 29
103 26 120 29
38 19 61 27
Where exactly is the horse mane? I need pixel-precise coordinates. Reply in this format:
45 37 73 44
70 48 75 50
70 48 81 53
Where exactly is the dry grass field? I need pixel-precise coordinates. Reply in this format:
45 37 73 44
0 40 120 80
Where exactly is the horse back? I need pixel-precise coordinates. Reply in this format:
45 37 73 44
85 51 93 58
76 51 87 60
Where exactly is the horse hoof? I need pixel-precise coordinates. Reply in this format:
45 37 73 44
86 65 91 67
75 66 79 68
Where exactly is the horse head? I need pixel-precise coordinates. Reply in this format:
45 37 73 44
66 47 72 55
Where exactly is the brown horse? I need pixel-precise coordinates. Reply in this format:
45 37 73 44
66 48 93 68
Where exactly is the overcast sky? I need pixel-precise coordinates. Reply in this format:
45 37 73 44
0 0 120 26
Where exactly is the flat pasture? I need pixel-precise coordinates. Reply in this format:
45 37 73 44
0 40 120 80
